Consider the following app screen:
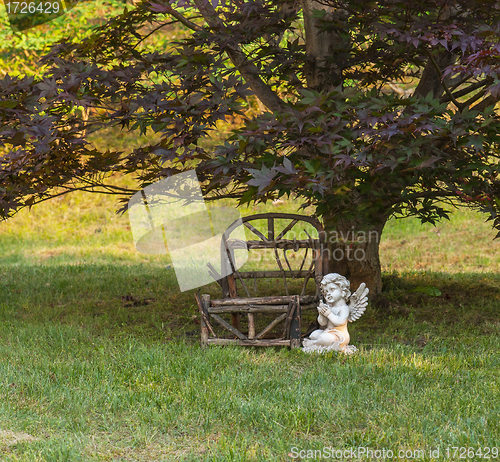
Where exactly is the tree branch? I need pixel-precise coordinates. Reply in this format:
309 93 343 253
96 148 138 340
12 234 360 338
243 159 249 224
133 17 203 50
441 78 493 103
166 9 203 31
301 0 348 90
389 190 459 206
472 94 498 113
192 0 287 113
413 49 455 102
72 176 138 195
426 51 464 111
462 87 489 108
2 183 138 220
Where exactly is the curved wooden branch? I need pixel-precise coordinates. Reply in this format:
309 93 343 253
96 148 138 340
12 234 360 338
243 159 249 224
192 0 287 113
426 51 464 111
441 78 493 103
167 10 203 31
472 94 498 113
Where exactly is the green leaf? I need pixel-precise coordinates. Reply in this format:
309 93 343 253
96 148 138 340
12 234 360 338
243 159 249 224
311 8 327 19
408 286 442 297
0 100 18 108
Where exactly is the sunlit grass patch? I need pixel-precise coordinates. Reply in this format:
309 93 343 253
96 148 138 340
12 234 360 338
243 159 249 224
0 311 498 460
381 208 500 273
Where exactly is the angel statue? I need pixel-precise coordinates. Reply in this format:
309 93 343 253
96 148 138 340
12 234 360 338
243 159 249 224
302 273 369 354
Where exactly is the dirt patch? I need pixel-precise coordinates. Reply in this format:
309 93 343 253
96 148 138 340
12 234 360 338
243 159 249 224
0 429 37 447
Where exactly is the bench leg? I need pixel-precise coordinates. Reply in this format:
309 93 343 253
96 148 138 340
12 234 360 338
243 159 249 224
201 318 209 348
248 313 255 339
200 294 211 348
289 296 301 349
231 313 241 331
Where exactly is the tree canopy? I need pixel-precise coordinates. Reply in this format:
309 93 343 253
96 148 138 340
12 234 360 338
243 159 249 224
1 0 500 292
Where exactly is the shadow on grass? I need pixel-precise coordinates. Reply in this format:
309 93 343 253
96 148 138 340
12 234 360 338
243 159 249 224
1 264 498 347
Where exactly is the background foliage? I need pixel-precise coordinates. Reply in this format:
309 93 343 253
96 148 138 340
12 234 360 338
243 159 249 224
0 0 132 77
1 0 500 227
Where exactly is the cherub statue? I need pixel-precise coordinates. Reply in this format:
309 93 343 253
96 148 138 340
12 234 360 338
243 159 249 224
302 273 369 355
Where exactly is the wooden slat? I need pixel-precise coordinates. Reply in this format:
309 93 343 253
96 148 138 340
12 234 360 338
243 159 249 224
255 313 287 340
208 303 317 314
225 271 240 330
273 245 289 296
241 213 322 226
231 312 241 331
276 219 299 240
199 294 213 347
284 299 295 340
206 338 291 347
299 230 313 277
211 314 248 340
299 303 317 312
209 304 288 314
238 270 313 279
290 296 301 349
227 274 237 297
210 294 317 306
198 293 215 337
314 245 323 285
248 313 255 339
244 222 269 242
299 249 316 296
268 216 274 241
246 239 318 249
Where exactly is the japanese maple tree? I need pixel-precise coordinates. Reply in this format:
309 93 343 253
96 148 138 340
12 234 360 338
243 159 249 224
1 0 500 293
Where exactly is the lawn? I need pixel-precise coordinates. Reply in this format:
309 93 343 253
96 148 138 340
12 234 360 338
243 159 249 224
0 184 499 461
2 1 499 459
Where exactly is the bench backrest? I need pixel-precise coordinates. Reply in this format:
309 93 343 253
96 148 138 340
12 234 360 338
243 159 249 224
218 213 327 299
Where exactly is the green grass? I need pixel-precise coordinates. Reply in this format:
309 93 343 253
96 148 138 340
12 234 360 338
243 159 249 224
1 178 500 460
381 209 500 273
3 5 498 461
0 284 499 461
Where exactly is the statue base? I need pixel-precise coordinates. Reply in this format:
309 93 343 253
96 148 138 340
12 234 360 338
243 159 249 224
302 343 358 355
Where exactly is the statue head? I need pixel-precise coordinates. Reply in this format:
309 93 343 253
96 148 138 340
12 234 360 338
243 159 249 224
320 273 351 301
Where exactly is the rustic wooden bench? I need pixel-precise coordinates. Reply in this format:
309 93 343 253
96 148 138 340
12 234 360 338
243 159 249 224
196 213 328 348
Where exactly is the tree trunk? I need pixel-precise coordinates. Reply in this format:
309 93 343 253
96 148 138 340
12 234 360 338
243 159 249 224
301 1 384 294
301 0 349 90
322 215 387 296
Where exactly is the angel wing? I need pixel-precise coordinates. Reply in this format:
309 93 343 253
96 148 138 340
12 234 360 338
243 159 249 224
348 282 369 322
